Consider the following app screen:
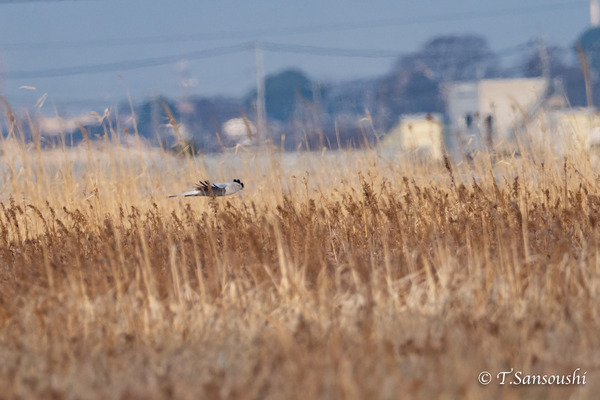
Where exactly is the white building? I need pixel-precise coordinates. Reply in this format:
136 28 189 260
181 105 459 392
442 78 549 154
526 107 600 154
222 118 256 146
383 113 446 160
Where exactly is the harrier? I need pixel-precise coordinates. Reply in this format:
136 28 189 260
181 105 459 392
169 179 244 197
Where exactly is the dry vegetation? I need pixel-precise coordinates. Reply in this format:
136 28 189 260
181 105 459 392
0 110 600 399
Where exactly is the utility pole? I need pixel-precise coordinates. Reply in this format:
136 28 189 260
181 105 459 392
0 56 3 98
312 80 323 143
254 43 266 144
151 93 160 143
576 43 594 108
175 60 196 147
0 56 4 120
538 36 551 93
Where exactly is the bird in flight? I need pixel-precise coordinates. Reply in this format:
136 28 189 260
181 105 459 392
169 179 244 197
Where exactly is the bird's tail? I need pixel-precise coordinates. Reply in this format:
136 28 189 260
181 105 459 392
168 190 200 198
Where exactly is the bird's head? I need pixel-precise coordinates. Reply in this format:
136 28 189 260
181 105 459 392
233 179 244 189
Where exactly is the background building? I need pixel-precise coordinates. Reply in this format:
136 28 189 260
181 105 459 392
383 113 446 160
442 77 549 155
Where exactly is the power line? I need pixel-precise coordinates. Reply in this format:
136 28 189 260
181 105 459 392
0 0 93 3
0 1 587 51
4 42 406 80
3 40 534 80
263 41 531 59
5 95 114 107
4 43 250 79
262 42 400 58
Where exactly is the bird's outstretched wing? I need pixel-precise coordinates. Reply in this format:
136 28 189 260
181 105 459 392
194 180 227 196
169 180 238 198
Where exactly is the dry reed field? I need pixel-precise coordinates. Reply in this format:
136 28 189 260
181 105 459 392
1 112 600 399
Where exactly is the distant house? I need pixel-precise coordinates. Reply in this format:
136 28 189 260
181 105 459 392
525 107 600 153
222 117 256 147
442 78 549 154
383 113 446 160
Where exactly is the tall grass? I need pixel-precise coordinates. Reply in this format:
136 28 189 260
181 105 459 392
0 106 599 399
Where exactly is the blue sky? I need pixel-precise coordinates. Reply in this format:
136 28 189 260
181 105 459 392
0 0 591 114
